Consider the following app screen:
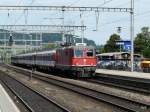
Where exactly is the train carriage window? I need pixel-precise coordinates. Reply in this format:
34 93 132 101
40 55 44 61
46 54 48 61
38 55 40 60
42 55 45 60
37 55 39 60
38 55 39 60
46 54 49 61
43 55 45 61
44 55 46 61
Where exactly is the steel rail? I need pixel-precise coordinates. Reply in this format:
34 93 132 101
95 75 150 94
87 78 150 94
0 78 34 112
0 71 71 112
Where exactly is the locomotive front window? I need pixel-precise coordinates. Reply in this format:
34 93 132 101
74 49 83 57
87 49 94 57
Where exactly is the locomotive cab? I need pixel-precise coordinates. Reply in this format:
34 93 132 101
72 44 97 77
55 43 97 77
73 46 96 66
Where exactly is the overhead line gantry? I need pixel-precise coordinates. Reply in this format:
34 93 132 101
0 25 86 34
0 25 86 31
0 6 131 12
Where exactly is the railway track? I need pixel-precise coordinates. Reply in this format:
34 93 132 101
91 75 150 94
0 72 70 112
0 80 32 112
4 65 150 112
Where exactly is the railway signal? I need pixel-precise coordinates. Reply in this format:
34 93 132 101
9 34 13 46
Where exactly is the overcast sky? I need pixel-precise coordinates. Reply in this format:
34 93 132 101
0 0 149 45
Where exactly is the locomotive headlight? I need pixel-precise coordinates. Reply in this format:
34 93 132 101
84 59 86 62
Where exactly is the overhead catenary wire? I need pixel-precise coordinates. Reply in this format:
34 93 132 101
99 0 143 26
42 0 79 27
64 0 128 38
114 0 140 8
70 0 116 32
114 1 130 7
98 0 115 7
79 0 145 29
13 0 36 25
68 0 81 6
4 0 23 24
98 9 150 27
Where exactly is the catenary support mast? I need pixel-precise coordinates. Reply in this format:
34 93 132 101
130 0 134 72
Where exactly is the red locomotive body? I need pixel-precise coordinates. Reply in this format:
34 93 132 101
56 45 96 77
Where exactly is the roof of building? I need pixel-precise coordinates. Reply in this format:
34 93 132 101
96 52 130 57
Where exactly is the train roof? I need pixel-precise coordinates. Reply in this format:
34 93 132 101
58 45 95 50
13 50 56 57
36 50 56 55
14 52 36 57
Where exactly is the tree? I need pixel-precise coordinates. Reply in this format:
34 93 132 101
47 43 56 49
96 45 104 53
43 43 56 49
143 47 150 58
103 34 121 52
134 27 150 58
134 33 145 53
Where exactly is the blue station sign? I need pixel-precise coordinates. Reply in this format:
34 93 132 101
116 40 131 52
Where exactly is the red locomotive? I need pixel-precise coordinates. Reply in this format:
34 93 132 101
11 43 96 77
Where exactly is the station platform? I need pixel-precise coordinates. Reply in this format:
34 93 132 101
0 84 20 112
96 69 150 80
